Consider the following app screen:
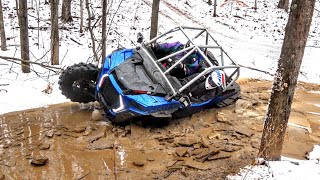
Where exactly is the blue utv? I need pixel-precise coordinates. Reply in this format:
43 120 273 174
58 26 240 123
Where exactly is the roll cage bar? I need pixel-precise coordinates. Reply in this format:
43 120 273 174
140 26 240 101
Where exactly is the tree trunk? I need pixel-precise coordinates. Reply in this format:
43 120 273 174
0 0 7 51
259 0 315 160
50 0 59 65
101 0 107 61
254 0 257 10
80 0 84 33
150 0 160 40
213 0 217 17
18 0 30 73
61 0 73 23
278 0 289 12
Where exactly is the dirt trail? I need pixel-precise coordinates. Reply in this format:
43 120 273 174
0 79 319 179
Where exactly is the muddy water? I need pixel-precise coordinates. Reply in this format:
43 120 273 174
0 80 320 179
0 103 176 179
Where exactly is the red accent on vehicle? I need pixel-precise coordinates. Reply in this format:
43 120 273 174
132 90 148 94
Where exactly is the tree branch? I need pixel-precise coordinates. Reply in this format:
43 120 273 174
238 63 274 76
0 55 62 72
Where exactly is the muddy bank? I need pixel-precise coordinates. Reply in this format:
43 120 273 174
0 79 319 179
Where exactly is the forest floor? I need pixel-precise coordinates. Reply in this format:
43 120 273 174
0 79 319 179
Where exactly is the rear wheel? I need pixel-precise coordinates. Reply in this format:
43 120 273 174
59 63 99 103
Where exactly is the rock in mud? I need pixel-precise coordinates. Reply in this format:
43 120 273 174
39 143 50 150
175 147 188 157
31 155 48 166
208 133 220 140
3 142 12 149
244 111 260 118
176 137 198 147
184 160 209 170
62 132 80 138
46 130 54 138
72 126 86 133
194 147 220 160
147 157 155 161
87 138 113 150
208 152 231 160
200 136 210 148
133 160 145 167
0 173 4 180
92 109 104 121
84 126 107 143
191 149 203 156
166 160 177 167
43 122 53 128
55 130 62 136
222 145 241 152
216 112 233 125
234 126 255 137
235 99 252 110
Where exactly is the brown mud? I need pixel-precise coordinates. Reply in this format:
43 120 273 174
0 79 319 179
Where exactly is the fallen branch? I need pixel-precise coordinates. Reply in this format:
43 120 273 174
238 64 274 76
78 172 91 180
0 55 62 72
70 37 83 45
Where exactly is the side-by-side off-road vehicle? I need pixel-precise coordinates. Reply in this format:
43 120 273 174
59 26 240 123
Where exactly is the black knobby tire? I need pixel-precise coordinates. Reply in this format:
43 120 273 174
59 63 99 103
214 82 240 108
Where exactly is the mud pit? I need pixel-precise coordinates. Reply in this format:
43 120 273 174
0 79 319 179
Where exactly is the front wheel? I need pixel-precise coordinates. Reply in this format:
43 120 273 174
59 63 99 103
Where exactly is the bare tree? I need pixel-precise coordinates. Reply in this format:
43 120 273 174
85 0 99 62
0 0 7 51
150 0 160 39
278 0 289 12
50 0 59 65
101 0 107 61
213 0 217 17
80 0 84 33
254 0 257 10
18 0 30 73
61 0 73 23
259 0 315 160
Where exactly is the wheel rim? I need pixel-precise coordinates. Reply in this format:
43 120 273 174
72 79 96 95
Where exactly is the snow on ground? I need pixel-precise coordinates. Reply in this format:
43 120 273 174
0 0 320 178
228 145 320 180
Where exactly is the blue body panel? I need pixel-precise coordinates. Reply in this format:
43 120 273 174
95 49 222 121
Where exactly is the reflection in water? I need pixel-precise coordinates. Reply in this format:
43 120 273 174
71 157 84 179
117 146 126 167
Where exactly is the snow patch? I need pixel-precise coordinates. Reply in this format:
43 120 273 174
309 145 320 160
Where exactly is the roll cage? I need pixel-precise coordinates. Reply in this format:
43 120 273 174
139 26 240 101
